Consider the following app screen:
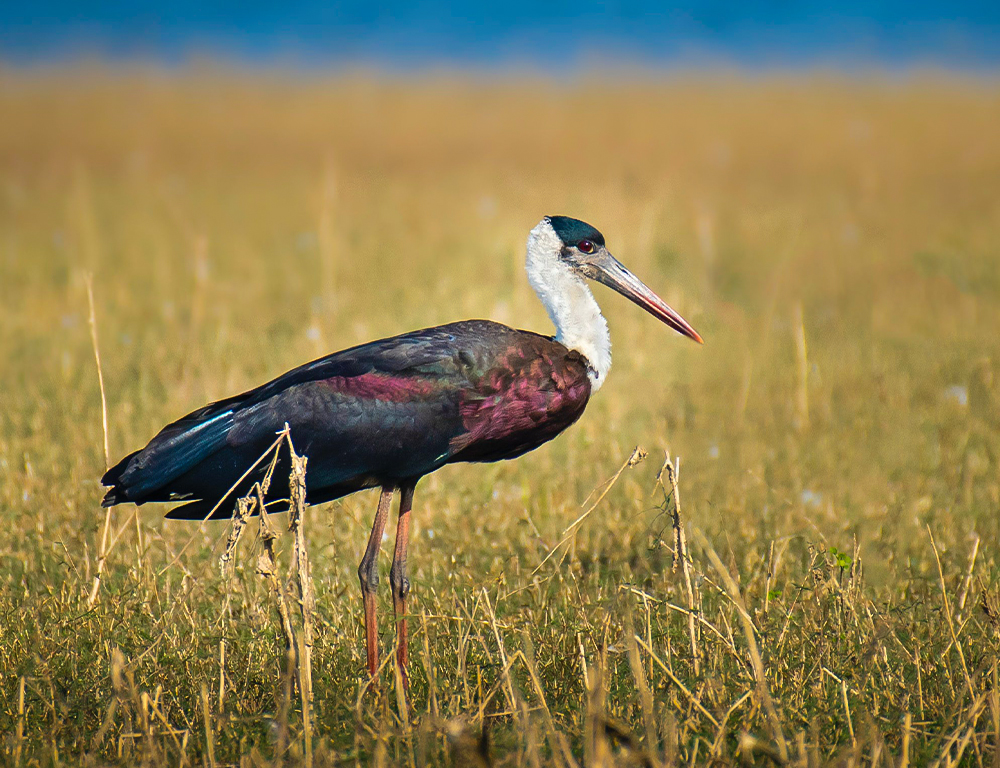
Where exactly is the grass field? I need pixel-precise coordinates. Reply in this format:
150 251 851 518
2 69 1000 766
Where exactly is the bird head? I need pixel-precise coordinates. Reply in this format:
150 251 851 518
535 215 703 344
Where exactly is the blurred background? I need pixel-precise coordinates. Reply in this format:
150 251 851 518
3 0 1000 70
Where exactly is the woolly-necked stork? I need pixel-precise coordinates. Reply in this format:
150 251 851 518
101 215 702 687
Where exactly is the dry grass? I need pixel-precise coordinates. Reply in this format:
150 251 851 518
1 68 1000 766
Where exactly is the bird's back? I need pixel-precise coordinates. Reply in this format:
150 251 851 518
102 320 591 519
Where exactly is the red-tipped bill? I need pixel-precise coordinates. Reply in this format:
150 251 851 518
590 252 703 344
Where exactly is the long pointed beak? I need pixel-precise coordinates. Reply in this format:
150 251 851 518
591 251 703 344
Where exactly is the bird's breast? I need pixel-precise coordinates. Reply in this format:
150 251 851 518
448 341 591 462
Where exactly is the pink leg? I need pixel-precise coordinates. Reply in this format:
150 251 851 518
390 482 415 693
358 486 394 677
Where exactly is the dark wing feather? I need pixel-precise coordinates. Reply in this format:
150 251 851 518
102 320 592 519
102 323 484 512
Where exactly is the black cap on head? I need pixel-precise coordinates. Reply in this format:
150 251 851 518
546 216 605 248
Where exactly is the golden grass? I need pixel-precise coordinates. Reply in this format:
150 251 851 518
1 68 999 766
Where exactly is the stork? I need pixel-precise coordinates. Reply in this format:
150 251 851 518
101 215 702 688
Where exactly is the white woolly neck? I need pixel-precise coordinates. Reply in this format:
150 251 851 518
525 219 611 392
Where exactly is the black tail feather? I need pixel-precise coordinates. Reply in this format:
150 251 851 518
99 406 236 508
101 450 140 507
101 450 136 487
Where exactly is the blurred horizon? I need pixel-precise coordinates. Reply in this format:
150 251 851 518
3 1 1000 73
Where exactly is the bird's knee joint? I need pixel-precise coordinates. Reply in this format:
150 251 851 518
357 563 379 594
390 565 410 597
396 576 411 598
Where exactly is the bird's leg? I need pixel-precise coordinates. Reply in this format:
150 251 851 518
390 482 415 692
358 486 395 678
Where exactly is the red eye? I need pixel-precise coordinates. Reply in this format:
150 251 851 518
578 239 595 254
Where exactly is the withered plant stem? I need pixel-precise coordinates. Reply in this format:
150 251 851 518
662 454 700 677
86 273 112 607
287 445 314 767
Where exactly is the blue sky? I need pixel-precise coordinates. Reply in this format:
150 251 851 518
2 1 999 70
